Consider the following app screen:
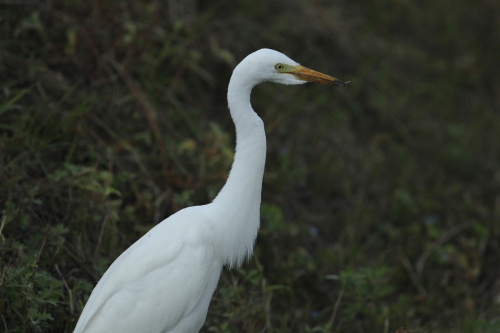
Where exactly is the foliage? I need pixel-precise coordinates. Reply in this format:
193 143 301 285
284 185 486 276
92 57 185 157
1 0 500 332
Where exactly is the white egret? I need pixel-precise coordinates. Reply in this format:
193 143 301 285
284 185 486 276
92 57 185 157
73 48 346 333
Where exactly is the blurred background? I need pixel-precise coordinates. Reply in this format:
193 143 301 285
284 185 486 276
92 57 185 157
1 0 500 332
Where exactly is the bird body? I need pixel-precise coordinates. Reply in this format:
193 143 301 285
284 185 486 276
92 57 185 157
74 207 222 333
74 49 346 333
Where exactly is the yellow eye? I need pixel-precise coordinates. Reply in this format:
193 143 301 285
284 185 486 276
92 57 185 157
275 63 284 71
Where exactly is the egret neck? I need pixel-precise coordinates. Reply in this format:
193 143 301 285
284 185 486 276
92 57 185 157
210 69 266 268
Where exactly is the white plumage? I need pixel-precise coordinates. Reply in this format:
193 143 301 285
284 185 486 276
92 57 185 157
74 49 346 333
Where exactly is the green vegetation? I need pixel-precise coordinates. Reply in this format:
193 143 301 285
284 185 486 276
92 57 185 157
1 0 499 332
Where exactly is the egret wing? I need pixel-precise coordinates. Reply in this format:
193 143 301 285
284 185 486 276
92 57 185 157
74 207 221 333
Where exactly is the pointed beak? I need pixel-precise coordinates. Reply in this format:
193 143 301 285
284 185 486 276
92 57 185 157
286 65 348 86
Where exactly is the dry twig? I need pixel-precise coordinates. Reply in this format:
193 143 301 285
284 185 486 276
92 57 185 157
107 56 172 186
416 222 471 278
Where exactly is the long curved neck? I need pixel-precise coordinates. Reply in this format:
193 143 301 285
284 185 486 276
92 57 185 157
211 72 266 268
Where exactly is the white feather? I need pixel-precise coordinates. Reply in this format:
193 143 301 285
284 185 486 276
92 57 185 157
74 49 314 333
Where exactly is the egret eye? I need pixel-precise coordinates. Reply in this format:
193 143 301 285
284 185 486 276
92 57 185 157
275 63 284 71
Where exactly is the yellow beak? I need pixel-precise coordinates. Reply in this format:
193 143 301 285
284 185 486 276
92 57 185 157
286 65 348 86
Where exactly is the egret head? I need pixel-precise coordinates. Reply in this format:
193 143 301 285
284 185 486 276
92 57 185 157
234 48 347 87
